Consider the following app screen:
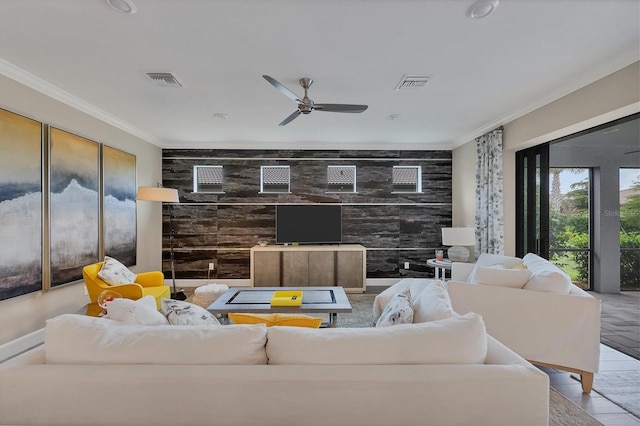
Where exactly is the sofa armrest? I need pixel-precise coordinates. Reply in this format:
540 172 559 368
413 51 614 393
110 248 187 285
135 271 165 287
451 262 474 281
103 283 145 299
448 280 601 374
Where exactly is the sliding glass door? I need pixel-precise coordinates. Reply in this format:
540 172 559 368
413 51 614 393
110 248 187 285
516 144 549 259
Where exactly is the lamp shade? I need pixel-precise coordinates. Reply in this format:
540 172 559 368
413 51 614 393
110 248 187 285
136 186 179 203
441 227 475 246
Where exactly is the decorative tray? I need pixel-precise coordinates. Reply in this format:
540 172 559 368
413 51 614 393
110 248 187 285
270 290 303 306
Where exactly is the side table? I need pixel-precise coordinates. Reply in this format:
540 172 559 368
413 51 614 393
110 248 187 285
426 259 452 280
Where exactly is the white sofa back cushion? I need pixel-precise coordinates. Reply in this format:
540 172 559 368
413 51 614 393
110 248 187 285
412 280 456 322
267 312 487 365
45 314 268 365
467 253 523 283
522 253 572 293
472 265 533 289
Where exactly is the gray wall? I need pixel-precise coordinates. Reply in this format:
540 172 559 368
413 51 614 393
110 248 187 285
162 149 452 280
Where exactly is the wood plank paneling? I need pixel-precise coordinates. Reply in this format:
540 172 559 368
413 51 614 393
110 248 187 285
162 149 452 279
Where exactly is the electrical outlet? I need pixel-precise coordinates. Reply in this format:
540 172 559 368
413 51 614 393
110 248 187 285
83 285 88 296
404 261 410 269
208 262 215 271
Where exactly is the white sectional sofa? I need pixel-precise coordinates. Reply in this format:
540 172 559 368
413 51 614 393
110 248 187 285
0 312 550 425
448 253 601 393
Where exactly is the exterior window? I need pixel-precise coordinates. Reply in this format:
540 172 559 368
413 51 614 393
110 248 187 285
392 166 422 193
260 165 290 193
327 165 356 193
194 165 224 193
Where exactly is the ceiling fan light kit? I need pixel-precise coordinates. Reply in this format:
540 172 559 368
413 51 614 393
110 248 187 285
263 75 368 126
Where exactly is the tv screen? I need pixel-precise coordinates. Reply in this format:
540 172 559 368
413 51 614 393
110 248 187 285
276 205 342 244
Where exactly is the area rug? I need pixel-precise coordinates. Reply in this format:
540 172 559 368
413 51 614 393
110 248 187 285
186 289 603 425
573 371 640 418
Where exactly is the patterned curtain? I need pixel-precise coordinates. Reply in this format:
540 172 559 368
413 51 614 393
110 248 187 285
475 127 504 256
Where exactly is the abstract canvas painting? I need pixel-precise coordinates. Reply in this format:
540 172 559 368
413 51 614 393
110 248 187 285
103 145 136 266
0 109 42 300
49 127 99 286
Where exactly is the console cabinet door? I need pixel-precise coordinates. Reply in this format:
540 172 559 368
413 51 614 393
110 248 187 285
254 251 281 287
308 251 336 286
282 251 309 286
336 251 364 288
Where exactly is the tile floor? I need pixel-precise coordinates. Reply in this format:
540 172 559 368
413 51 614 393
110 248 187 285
540 290 640 425
541 344 640 425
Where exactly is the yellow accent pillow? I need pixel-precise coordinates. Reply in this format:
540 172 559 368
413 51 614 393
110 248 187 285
228 313 323 328
511 262 527 270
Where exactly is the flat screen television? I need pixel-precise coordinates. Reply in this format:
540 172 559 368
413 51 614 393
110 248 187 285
276 205 342 244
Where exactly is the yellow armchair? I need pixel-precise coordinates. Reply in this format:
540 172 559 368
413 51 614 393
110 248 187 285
82 262 170 309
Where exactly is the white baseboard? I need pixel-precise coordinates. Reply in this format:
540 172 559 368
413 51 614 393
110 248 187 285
0 328 44 364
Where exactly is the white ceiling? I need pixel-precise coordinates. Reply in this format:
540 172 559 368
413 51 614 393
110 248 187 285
0 0 638 150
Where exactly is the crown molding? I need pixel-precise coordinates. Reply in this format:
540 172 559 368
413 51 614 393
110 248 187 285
452 55 640 149
0 59 165 147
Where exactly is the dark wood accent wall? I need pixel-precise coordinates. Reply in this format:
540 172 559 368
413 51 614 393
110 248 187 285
162 149 452 280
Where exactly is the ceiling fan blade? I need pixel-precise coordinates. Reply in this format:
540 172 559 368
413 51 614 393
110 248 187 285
263 75 302 103
624 149 640 154
314 104 368 113
279 110 301 126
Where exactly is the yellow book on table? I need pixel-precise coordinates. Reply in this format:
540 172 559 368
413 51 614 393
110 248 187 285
270 290 303 306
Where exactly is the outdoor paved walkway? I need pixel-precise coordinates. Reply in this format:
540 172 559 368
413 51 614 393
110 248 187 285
594 291 640 360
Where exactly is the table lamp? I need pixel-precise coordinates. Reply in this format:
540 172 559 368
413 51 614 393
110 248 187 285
136 184 186 300
441 227 475 262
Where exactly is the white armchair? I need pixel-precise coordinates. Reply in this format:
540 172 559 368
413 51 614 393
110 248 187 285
448 254 601 393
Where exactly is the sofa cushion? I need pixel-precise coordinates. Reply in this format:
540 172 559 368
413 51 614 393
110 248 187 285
412 280 457 322
161 299 221 325
97 256 136 285
467 253 523 283
45 314 268 365
522 253 572 293
267 312 487 365
472 265 533 289
105 295 168 325
228 313 323 328
375 288 413 327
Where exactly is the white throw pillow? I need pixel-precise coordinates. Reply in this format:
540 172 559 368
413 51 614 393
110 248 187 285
467 253 523 283
97 256 137 285
522 253 572 293
267 312 487 365
375 288 413 327
412 280 457 322
471 265 532 289
161 299 221 325
105 296 168 326
45 314 268 365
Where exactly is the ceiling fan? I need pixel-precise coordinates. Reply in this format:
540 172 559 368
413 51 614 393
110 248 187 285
263 75 368 126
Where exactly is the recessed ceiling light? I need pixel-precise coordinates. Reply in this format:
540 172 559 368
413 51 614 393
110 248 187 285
388 114 400 121
213 113 229 120
106 0 137 14
466 0 499 19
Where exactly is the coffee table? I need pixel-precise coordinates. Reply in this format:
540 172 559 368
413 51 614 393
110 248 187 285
207 286 352 327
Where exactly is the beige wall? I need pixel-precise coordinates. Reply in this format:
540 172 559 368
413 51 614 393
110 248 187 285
453 61 640 256
0 75 163 345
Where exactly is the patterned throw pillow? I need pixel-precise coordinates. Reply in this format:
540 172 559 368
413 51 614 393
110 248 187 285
97 256 137 285
161 299 221 326
375 288 413 327
105 296 168 326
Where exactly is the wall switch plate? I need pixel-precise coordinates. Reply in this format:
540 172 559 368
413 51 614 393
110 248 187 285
83 285 88 296
208 262 215 270
404 261 410 269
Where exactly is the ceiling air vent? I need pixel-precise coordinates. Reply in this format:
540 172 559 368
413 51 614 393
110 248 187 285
395 75 430 90
145 72 182 87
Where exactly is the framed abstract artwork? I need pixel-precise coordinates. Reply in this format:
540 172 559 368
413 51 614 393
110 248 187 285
49 127 99 287
103 145 137 266
0 109 43 300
